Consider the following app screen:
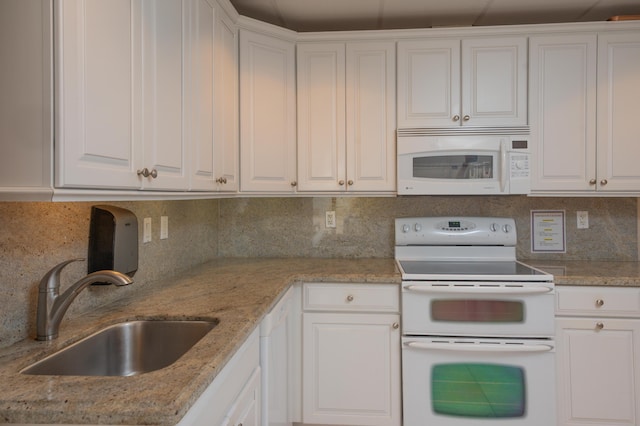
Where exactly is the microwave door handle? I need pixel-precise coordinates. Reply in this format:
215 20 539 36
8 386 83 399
404 341 554 353
500 140 507 192
403 285 553 295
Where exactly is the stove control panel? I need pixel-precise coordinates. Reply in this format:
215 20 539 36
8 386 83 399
395 217 517 246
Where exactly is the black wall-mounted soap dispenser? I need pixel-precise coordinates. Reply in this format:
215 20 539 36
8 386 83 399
88 205 138 277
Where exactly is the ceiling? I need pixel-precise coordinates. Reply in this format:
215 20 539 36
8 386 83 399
228 0 640 32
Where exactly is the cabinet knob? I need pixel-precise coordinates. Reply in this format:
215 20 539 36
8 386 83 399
452 115 460 122
392 322 399 329
595 322 604 330
589 179 597 185
338 180 345 186
291 181 297 187
138 168 158 179
600 179 608 186
595 299 604 308
216 177 228 184
346 295 354 302
347 180 354 186
463 115 470 121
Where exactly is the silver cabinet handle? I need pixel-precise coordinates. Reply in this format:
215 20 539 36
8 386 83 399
291 181 297 187
595 322 604 330
595 299 604 307
338 180 345 186
346 295 354 302
589 178 597 185
216 177 227 184
347 180 354 186
137 168 158 179
600 179 608 185
392 322 399 329
452 115 460 122
463 115 470 121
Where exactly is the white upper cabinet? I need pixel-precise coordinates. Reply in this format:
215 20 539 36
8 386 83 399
53 0 236 194
596 31 640 193
530 29 640 195
187 0 217 192
211 6 239 192
529 34 597 192
239 29 297 193
297 41 396 193
55 0 142 189
397 36 527 129
141 0 189 191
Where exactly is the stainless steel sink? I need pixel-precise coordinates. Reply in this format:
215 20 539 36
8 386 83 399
21 319 218 376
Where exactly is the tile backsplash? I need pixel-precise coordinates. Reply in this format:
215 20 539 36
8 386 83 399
0 195 637 347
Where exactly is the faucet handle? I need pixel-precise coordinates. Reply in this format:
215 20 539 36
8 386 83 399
39 258 84 292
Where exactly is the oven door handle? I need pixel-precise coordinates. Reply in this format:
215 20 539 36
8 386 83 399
404 341 554 353
403 285 553 295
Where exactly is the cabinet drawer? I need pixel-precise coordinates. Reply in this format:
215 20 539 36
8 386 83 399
556 286 640 317
303 283 399 312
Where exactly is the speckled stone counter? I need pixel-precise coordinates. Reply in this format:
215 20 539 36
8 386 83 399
0 258 399 425
529 260 640 287
2 257 640 425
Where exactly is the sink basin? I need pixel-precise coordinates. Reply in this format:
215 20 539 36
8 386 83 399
21 319 218 376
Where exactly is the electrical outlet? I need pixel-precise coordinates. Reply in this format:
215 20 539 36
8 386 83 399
577 211 589 229
326 211 336 228
143 217 152 243
160 216 169 240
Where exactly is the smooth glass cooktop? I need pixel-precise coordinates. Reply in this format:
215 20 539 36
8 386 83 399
398 261 547 276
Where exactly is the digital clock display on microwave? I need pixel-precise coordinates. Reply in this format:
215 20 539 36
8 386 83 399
448 221 461 228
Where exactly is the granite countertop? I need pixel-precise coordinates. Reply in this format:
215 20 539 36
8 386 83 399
528 260 640 287
0 258 399 425
1 257 640 425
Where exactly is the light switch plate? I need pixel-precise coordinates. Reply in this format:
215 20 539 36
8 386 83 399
160 216 168 240
577 211 589 229
143 217 152 243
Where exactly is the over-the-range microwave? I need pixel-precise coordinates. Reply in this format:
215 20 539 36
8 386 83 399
397 133 531 195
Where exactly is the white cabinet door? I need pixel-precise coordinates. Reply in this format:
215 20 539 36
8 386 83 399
211 6 239 192
222 367 262 426
529 34 597 192
186 0 217 192
397 36 527 128
302 312 401 426
240 30 297 193
597 32 640 192
140 0 188 190
345 42 396 192
297 43 346 192
297 41 395 193
462 36 528 127
55 0 142 189
556 317 640 426
397 39 460 128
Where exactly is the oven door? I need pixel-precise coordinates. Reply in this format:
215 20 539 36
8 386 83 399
402 281 555 338
402 336 556 426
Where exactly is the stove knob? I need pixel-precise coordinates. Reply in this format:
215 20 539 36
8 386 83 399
502 224 512 233
402 224 410 233
414 223 422 232
490 223 499 232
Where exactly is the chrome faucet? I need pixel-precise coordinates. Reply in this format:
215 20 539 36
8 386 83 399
36 258 133 341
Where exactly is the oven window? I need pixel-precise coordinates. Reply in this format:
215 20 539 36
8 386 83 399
432 363 525 418
413 155 493 179
431 299 524 323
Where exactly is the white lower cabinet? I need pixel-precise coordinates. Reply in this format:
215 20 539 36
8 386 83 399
301 283 401 426
555 286 640 426
177 328 261 426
